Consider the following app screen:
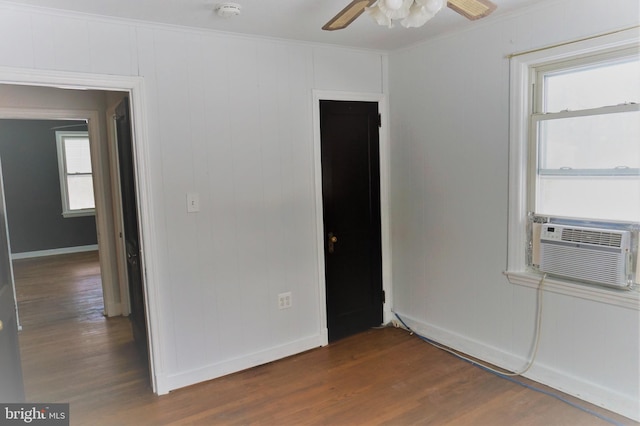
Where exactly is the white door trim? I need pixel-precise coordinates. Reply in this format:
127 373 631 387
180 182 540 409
0 66 161 393
311 90 393 346
105 97 131 317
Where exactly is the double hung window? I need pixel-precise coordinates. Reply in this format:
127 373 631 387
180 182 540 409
532 51 639 222
506 28 639 303
56 131 95 217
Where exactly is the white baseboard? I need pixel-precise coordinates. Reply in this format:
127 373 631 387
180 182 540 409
104 302 122 318
395 312 639 422
320 327 329 347
155 334 324 395
11 244 98 260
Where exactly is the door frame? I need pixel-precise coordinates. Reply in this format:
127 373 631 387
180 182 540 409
0 108 115 318
0 66 161 393
106 94 131 316
312 90 393 346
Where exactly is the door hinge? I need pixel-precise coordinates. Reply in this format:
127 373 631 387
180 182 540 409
377 113 382 128
382 290 386 304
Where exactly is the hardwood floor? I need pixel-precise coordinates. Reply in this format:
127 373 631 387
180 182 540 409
14 252 149 415
13 252 637 426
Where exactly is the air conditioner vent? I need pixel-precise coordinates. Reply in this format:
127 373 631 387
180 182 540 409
538 224 632 289
560 228 623 248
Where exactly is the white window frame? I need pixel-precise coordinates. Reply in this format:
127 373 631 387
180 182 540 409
56 130 95 218
505 28 640 309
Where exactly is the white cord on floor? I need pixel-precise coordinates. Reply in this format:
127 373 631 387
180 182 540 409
393 273 547 377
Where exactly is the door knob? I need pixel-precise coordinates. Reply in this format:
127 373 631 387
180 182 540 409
127 252 139 265
328 232 338 254
0 320 3 331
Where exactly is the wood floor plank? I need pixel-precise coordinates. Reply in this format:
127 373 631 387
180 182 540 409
13 252 637 425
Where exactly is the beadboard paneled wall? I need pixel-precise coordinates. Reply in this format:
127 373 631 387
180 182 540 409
0 2 385 393
389 0 639 420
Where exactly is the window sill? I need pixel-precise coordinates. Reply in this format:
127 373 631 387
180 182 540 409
62 210 95 218
504 271 639 311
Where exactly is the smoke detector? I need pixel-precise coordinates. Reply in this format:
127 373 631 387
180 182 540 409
216 3 241 18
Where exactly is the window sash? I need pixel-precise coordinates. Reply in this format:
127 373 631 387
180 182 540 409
531 102 639 120
66 174 95 211
533 45 640 114
63 137 92 174
538 168 640 177
56 131 95 217
529 96 640 215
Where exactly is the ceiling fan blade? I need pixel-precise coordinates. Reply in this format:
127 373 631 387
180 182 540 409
323 0 376 31
447 0 497 20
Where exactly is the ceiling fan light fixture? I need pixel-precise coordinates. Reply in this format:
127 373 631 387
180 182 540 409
368 0 443 28
323 0 495 31
376 0 413 20
420 0 444 13
384 0 404 10
401 3 435 28
366 3 394 28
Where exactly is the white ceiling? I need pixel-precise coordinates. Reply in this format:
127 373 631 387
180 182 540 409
6 0 540 50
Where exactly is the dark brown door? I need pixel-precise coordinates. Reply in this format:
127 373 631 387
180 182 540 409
0 158 25 401
320 100 383 342
115 98 149 368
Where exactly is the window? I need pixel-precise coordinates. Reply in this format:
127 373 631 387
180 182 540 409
56 131 95 217
506 28 639 306
532 53 639 222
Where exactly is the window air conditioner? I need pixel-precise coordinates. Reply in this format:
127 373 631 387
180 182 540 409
535 224 633 289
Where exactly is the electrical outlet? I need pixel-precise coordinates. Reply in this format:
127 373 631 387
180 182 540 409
278 292 292 310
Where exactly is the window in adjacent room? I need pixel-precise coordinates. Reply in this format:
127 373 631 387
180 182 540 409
56 131 95 217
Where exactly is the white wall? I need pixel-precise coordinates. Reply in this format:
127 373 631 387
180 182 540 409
0 2 386 394
389 0 640 420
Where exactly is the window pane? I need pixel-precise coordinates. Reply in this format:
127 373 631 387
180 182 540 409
538 111 640 170
536 110 640 221
537 176 640 222
544 58 640 112
64 138 92 174
66 175 95 210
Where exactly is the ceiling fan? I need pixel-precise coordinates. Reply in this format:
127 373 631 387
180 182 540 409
322 0 497 31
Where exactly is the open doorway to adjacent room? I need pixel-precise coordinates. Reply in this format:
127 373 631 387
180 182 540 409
0 82 153 405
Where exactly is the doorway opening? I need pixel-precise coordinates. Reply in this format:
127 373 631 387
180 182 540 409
0 118 102 319
0 78 155 400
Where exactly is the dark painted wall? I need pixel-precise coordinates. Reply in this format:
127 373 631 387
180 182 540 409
0 119 97 253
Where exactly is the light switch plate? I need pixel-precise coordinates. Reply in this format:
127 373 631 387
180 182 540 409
187 192 200 213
